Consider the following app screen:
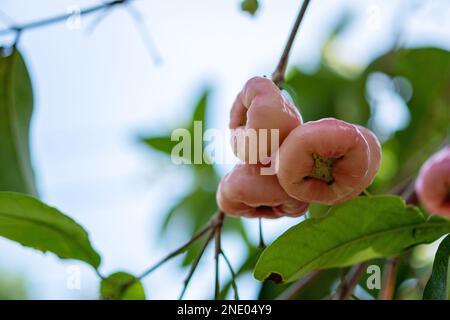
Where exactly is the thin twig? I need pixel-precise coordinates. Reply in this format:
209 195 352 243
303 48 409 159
124 3 162 64
179 229 215 300
276 270 322 300
214 232 221 300
221 250 240 300
84 7 112 34
214 212 225 300
379 257 399 300
402 181 418 206
0 0 135 36
120 211 225 300
137 221 213 280
332 263 367 300
95 269 106 280
388 175 415 195
271 0 311 87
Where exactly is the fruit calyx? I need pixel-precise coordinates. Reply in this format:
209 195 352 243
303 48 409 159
305 153 341 185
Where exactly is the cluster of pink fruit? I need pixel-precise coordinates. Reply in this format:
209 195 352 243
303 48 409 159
216 77 382 219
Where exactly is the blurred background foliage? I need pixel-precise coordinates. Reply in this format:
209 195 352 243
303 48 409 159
0 0 449 299
141 11 449 298
0 271 28 299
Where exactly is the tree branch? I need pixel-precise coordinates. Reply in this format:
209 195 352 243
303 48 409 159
276 270 322 300
379 256 399 300
214 211 225 300
0 0 135 36
221 250 240 300
272 0 311 87
136 220 213 280
332 263 367 300
179 229 215 300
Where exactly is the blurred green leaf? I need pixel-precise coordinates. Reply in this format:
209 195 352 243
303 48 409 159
423 235 450 300
162 187 216 232
0 192 101 268
364 48 450 191
0 271 28 299
141 89 211 166
190 90 209 124
329 11 353 39
285 64 369 125
177 188 217 266
0 48 37 195
254 196 450 283
100 272 145 300
142 135 175 156
241 0 259 16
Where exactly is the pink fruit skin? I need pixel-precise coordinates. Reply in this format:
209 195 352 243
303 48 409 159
276 118 370 205
230 77 302 164
217 163 309 218
415 146 450 216
339 125 382 202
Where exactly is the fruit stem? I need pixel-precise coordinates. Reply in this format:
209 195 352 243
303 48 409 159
272 0 311 87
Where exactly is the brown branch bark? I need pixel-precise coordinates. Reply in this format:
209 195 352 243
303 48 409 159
0 0 135 36
379 256 400 300
214 212 225 300
332 263 367 300
272 0 311 87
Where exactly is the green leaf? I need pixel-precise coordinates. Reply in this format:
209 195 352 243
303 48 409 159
161 187 215 233
0 192 101 268
142 135 175 156
190 90 209 124
258 268 341 300
254 196 450 283
100 272 146 300
241 0 259 16
141 89 211 164
423 235 450 300
0 48 37 195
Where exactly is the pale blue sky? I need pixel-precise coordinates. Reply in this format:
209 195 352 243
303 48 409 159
0 0 449 299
